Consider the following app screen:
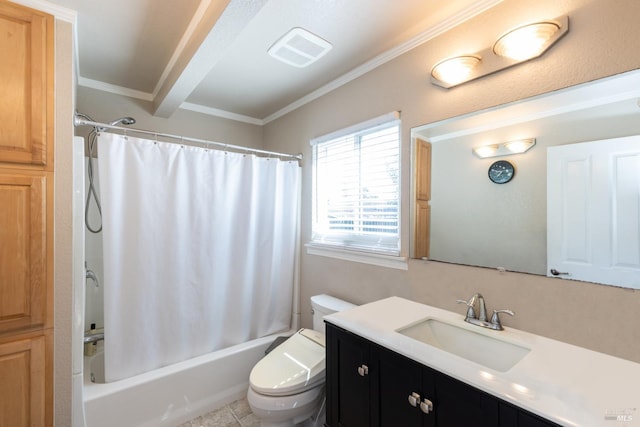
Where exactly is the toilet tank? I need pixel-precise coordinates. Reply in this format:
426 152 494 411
310 294 356 333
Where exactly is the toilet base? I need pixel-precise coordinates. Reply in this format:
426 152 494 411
247 386 325 427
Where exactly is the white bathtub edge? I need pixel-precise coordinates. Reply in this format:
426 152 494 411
83 331 295 427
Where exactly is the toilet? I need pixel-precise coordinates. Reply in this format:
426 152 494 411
247 294 356 427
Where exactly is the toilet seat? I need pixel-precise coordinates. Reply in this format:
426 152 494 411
249 329 326 396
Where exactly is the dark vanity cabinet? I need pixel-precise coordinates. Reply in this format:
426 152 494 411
326 323 560 427
327 326 377 426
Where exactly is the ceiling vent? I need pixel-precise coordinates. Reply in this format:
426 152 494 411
268 27 332 68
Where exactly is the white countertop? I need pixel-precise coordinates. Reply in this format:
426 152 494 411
324 296 640 427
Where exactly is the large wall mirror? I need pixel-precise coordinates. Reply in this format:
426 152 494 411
411 69 640 287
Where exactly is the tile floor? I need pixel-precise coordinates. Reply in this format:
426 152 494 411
177 397 260 427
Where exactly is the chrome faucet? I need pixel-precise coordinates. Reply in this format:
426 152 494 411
456 293 514 331
86 269 99 288
83 330 104 344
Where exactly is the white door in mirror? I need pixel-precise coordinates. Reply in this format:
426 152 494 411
547 135 640 289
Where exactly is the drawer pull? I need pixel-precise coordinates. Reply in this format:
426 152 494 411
420 398 434 414
357 364 369 376
408 392 421 407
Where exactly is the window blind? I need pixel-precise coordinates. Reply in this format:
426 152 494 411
311 114 400 255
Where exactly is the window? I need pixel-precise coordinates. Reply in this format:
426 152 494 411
311 112 400 255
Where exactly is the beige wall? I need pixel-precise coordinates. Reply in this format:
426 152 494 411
263 0 640 363
54 19 75 427
76 86 264 150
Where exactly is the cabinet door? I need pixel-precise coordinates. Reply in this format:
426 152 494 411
0 172 47 333
0 335 46 426
378 347 434 427
500 403 561 427
434 372 499 426
0 2 53 167
326 324 377 427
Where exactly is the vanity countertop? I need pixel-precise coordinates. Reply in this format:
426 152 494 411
324 296 640 427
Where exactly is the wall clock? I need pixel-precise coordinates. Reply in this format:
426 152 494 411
488 160 514 184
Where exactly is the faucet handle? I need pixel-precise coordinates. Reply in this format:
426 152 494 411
456 299 476 319
490 309 514 330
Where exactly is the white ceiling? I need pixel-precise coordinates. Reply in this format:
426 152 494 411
48 0 502 124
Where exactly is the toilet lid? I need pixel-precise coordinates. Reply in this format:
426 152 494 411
250 329 326 396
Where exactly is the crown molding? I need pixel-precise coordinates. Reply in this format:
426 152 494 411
75 0 503 125
262 0 503 124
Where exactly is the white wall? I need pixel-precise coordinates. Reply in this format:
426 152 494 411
262 0 640 363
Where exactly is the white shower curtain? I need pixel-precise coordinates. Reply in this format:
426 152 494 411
97 133 300 382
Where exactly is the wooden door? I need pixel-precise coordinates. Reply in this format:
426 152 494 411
414 139 431 258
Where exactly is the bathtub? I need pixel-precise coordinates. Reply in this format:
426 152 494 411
83 332 292 427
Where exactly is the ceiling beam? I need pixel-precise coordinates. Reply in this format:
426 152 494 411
153 0 269 118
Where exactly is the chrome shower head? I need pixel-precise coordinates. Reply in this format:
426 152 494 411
108 117 136 126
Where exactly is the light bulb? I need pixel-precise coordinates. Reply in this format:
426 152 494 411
431 56 481 86
472 145 499 158
493 22 561 61
504 139 536 154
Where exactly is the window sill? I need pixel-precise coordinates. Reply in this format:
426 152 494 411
305 243 408 270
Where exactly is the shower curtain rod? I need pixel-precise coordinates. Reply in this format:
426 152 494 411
74 115 303 161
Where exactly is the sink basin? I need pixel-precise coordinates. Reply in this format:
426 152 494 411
397 318 530 372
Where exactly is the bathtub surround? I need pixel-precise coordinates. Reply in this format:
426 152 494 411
97 132 301 381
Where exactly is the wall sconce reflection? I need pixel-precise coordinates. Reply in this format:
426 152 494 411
473 138 536 158
431 16 568 88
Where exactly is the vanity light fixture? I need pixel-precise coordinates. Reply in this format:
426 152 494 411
493 21 561 61
431 16 568 89
431 56 481 86
472 144 499 158
473 138 536 158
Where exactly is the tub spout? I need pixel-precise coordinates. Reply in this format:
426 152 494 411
86 269 99 287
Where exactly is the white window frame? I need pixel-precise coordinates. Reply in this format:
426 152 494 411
308 112 406 270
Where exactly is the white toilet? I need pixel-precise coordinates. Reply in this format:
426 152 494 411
247 294 356 427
